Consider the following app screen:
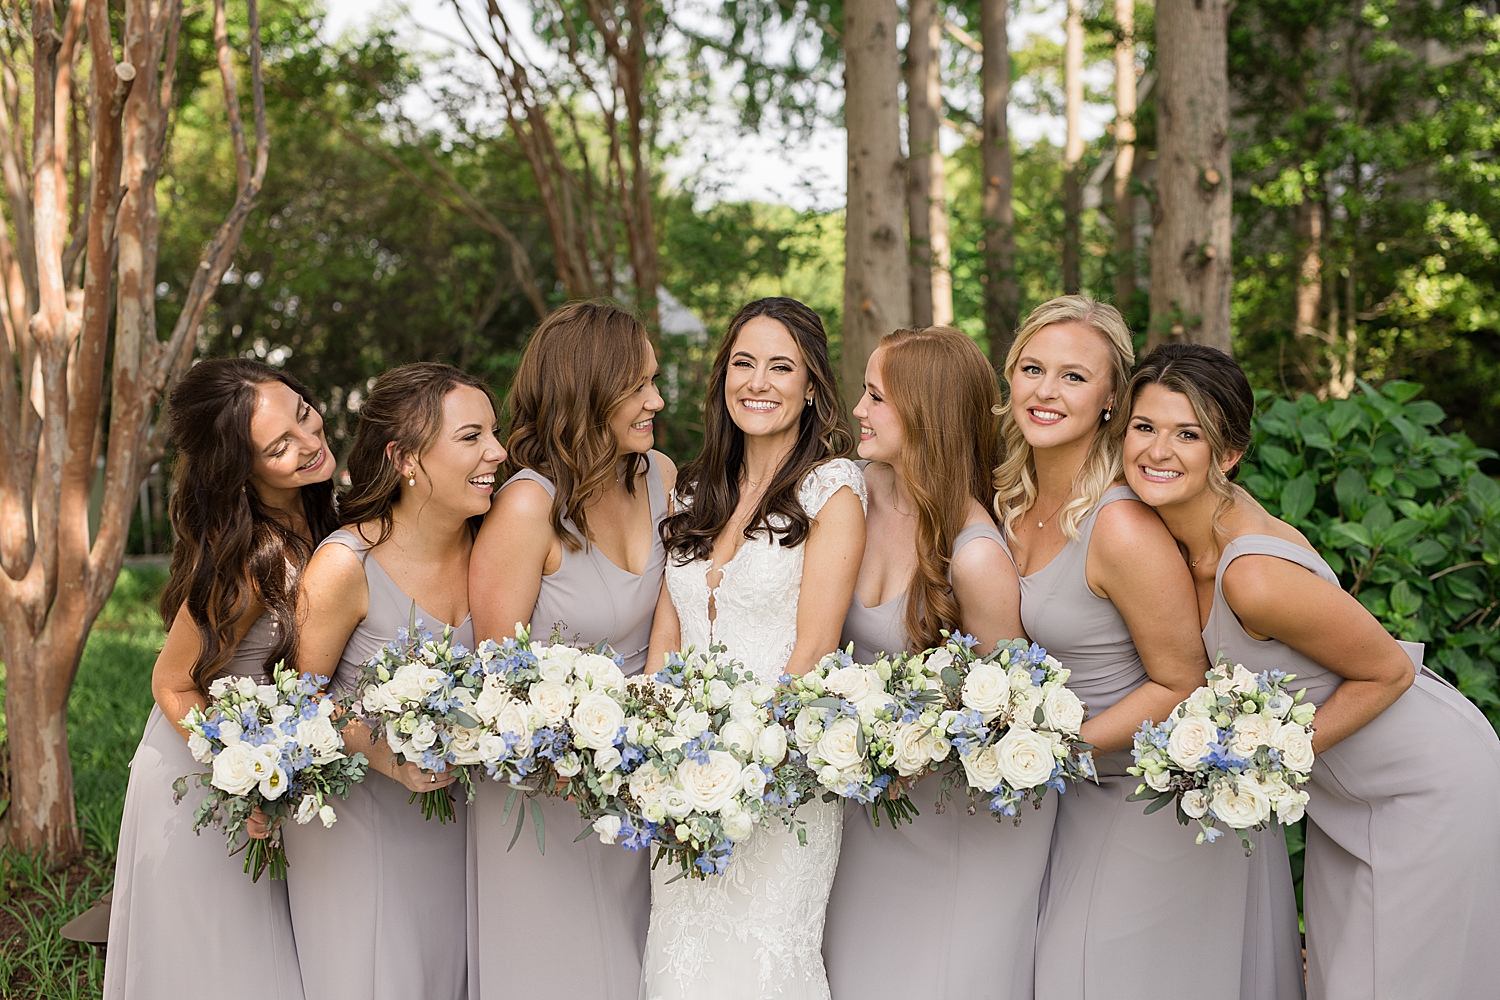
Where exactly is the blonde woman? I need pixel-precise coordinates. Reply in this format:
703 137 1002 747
995 297 1297 1000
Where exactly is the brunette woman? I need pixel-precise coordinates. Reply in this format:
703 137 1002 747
285 362 504 1000
1122 343 1500 1000
996 297 1300 1000
466 300 671 1000
822 326 1049 999
104 359 337 1000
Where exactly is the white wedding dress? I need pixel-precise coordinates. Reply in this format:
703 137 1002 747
640 459 867 1000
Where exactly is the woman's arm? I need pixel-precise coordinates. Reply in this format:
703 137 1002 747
785 485 866 676
653 449 678 496
470 479 557 643
151 603 263 741
1084 500 1211 754
644 578 681 674
949 535 1026 655
1222 554 1414 753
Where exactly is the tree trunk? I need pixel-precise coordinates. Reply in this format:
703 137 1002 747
980 0 1018 365
1148 0 1233 353
843 0 911 410
1112 0 1137 313
905 0 951 328
1294 195 1323 340
1062 0 1084 295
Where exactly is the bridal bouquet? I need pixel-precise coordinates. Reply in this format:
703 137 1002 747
1128 661 1316 852
574 646 809 879
175 663 368 881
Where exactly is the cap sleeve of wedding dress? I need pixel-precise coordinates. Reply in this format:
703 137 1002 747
797 457 867 517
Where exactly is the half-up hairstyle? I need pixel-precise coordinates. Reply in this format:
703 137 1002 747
993 295 1135 542
1126 343 1255 519
339 362 499 545
878 326 1001 651
160 359 339 692
504 300 655 551
663 297 852 563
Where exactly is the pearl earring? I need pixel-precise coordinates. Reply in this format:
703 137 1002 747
1103 409 1113 422
408 475 416 486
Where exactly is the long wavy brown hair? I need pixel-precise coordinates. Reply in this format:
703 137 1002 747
503 300 654 550
663 297 852 563
878 327 1002 651
160 359 339 692
339 362 499 545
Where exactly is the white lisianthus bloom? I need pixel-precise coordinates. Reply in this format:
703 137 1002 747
594 746 623 773
1288 702 1316 727
1210 776 1272 829
218 720 244 746
270 704 297 727
1042 685 1086 735
1181 686 1217 719
1272 785 1310 824
722 810 755 842
296 715 346 764
929 734 952 762
630 766 669 806
187 731 214 764
1167 716 1218 769
961 663 1010 720
1010 686 1045 729
571 692 626 750
891 721 935 777
209 677 235 698
528 680 575 727
256 684 280 708
235 676 258 699
476 734 506 764
815 717 863 770
706 678 734 708
855 690 896 722
793 707 826 748
1230 713 1281 758
1144 767 1173 792
1272 723 1315 773
576 653 626 692
593 814 623 844
555 752 583 778
728 686 758 722
995 728 1056 790
295 794 319 825
409 718 439 751
246 744 282 783
672 709 712 740
258 765 290 800
751 683 776 706
317 804 337 827
384 663 424 702
599 770 624 796
1181 789 1209 819
677 750 744 814
655 734 687 754
924 648 955 676
754 725 788 767
960 746 1006 793
660 786 692 820
1265 692 1294 719
718 720 759 756
740 764 768 799
642 800 667 824
210 743 260 795
473 674 510 726
1005 665 1033 693
384 720 410 756
1230 664 1261 695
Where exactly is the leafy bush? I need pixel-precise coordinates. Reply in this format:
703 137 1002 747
1238 380 1500 729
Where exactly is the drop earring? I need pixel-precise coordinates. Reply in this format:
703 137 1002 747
408 475 416 486
1103 408 1113 422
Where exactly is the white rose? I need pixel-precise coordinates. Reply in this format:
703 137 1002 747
295 794 319 825
295 714 346 764
473 674 510 726
722 811 755 842
535 647 576 683
571 692 626 750
593 814 623 845
960 745 1005 792
1144 767 1173 792
961 663 1010 720
924 647 955 675
672 709 711 740
793 707 825 748
1272 784 1309 824
476 734 506 763
1230 664 1261 695
707 678 733 708
449 726 486 765
218 720 244 746
718 720 759 756
754 725 788 766
1181 686 1217 719
555 752 583 777
995 728 1057 790
855 690 896 722
576 653 626 692
235 676 258 699
1011 686 1045 728
1210 777 1272 830
256 684 280 708
493 700 532 747
1181 789 1209 819
629 766 669 805
660 786 692 820
594 746 623 773
676 750 744 814
1006 664 1033 692
528 680 575 727
824 666 876 704
270 704 296 726
1230 713 1280 758
1167 716 1218 769
751 683 776 706
409 718 439 751
1272 723 1315 773
740 764 768 799
1042 685 1086 735
815 717 863 771
258 765 290 801
891 721 936 777
728 686 759 723
210 742 259 795
187 731 214 764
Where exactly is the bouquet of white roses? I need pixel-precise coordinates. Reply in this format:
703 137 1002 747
1128 660 1316 852
574 646 810 879
175 663 368 881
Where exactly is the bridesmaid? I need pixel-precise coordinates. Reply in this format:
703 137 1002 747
286 362 504 1000
1121 343 1500 1000
105 358 337 999
823 326 1053 999
466 300 671 999
996 296 1301 1000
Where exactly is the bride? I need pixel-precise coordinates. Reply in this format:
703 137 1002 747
643 296 866 1000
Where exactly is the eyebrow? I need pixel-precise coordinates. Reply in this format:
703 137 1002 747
453 423 485 435
1133 414 1202 429
732 350 798 365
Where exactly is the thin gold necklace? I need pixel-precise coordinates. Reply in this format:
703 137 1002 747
1033 493 1073 530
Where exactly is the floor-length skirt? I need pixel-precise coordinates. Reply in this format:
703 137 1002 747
283 772 467 1000
104 706 305 1000
467 785 650 999
1033 751 1303 1000
824 775 1057 999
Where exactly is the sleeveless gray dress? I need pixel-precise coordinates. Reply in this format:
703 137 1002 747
283 529 471 1000
1025 486 1300 1000
824 518 1057 1000
467 457 664 1000
104 615 304 1000
1204 534 1500 1000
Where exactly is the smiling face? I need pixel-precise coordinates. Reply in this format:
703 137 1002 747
1123 382 1237 508
398 385 506 519
1007 321 1118 453
247 380 334 498
723 315 813 442
853 346 904 465
608 351 665 456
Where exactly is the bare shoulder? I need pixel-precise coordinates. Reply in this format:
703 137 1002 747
305 535 367 593
1091 496 1175 559
491 475 556 526
1220 552 1329 617
650 449 678 495
811 481 865 525
950 532 1011 584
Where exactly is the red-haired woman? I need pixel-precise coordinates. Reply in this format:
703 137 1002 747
105 359 337 999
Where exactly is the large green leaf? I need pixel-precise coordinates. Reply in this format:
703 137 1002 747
1280 473 1317 523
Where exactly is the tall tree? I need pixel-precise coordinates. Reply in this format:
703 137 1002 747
1061 0 1084 294
0 0 267 855
1112 0 1137 313
980 0 1018 364
842 0 910 409
905 0 952 327
1149 0 1233 352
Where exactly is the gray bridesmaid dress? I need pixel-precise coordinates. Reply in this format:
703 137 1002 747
1204 534 1500 1000
1026 486 1301 1000
283 529 471 1000
467 456 664 1000
104 615 305 1000
824 519 1057 1000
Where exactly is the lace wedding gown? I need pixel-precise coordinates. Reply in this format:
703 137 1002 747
640 459 867 1000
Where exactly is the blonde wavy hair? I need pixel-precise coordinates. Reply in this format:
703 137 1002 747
993 295 1135 541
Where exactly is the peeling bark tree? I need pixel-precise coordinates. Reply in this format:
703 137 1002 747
980 0 1017 366
905 0 952 328
0 0 268 856
842 0 910 411
1148 0 1233 352
1061 0 1084 295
